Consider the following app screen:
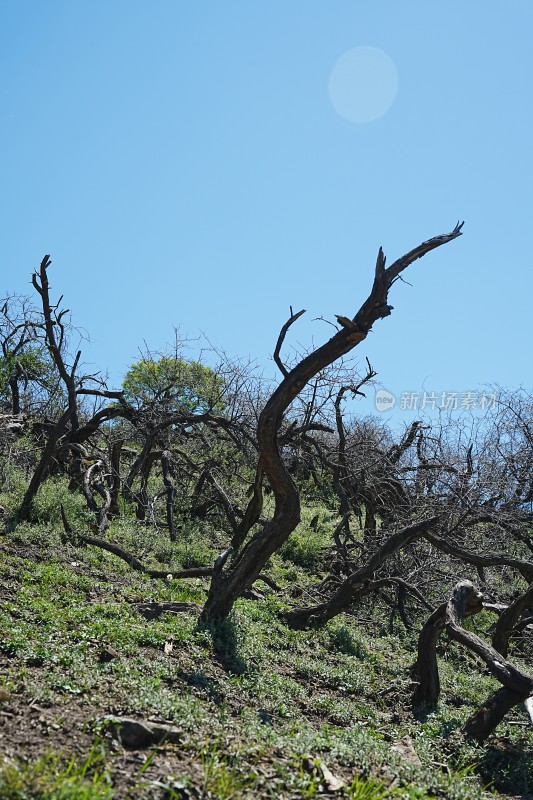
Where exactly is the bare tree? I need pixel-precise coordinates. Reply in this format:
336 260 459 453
200 222 464 622
285 400 533 629
17 257 130 522
414 580 533 742
0 294 57 416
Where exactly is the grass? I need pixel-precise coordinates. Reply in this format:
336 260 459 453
1 513 532 798
0 743 113 800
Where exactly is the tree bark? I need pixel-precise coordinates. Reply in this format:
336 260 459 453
18 405 75 521
8 372 21 416
491 581 533 657
463 687 528 742
413 581 483 707
413 603 446 706
161 450 177 540
108 440 123 518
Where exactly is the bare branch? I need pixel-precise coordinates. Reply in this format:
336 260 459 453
273 307 306 377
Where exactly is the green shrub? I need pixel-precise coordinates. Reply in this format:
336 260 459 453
280 525 326 568
29 477 89 526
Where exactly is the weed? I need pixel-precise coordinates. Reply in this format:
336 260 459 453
0 741 112 800
200 741 257 798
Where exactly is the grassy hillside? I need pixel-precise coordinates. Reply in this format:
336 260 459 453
1 501 533 799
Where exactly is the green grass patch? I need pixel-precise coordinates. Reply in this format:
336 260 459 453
1 518 531 799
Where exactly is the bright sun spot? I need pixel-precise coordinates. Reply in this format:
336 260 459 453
328 46 399 124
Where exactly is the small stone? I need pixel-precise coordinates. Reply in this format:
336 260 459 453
391 736 421 766
98 646 120 663
113 719 156 749
102 716 183 749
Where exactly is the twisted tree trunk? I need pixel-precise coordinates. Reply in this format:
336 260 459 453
201 223 464 622
413 580 533 742
413 580 483 707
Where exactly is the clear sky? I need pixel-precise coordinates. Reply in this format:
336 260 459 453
1 1 531 421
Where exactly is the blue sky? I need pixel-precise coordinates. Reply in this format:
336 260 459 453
1 2 531 420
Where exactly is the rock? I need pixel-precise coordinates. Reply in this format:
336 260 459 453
163 637 174 656
390 736 421 767
102 716 183 749
98 646 120 663
302 756 346 792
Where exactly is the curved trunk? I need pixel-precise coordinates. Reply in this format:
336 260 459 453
200 224 464 622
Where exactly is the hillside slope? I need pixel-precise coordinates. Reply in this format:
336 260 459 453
1 519 533 799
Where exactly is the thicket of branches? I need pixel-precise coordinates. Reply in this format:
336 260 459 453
2 225 533 741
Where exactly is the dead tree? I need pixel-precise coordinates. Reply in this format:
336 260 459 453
491 582 533 656
17 257 132 522
413 580 533 742
0 295 46 415
287 514 442 628
285 395 533 629
286 516 533 629
414 580 484 706
328 366 377 561
200 222 464 622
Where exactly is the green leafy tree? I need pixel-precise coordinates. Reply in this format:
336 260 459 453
0 295 60 415
0 345 58 414
122 356 225 415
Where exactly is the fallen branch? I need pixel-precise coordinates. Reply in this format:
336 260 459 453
286 521 533 629
61 513 213 579
286 515 441 628
133 601 201 620
60 505 279 590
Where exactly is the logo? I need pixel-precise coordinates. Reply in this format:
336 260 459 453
375 389 396 411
